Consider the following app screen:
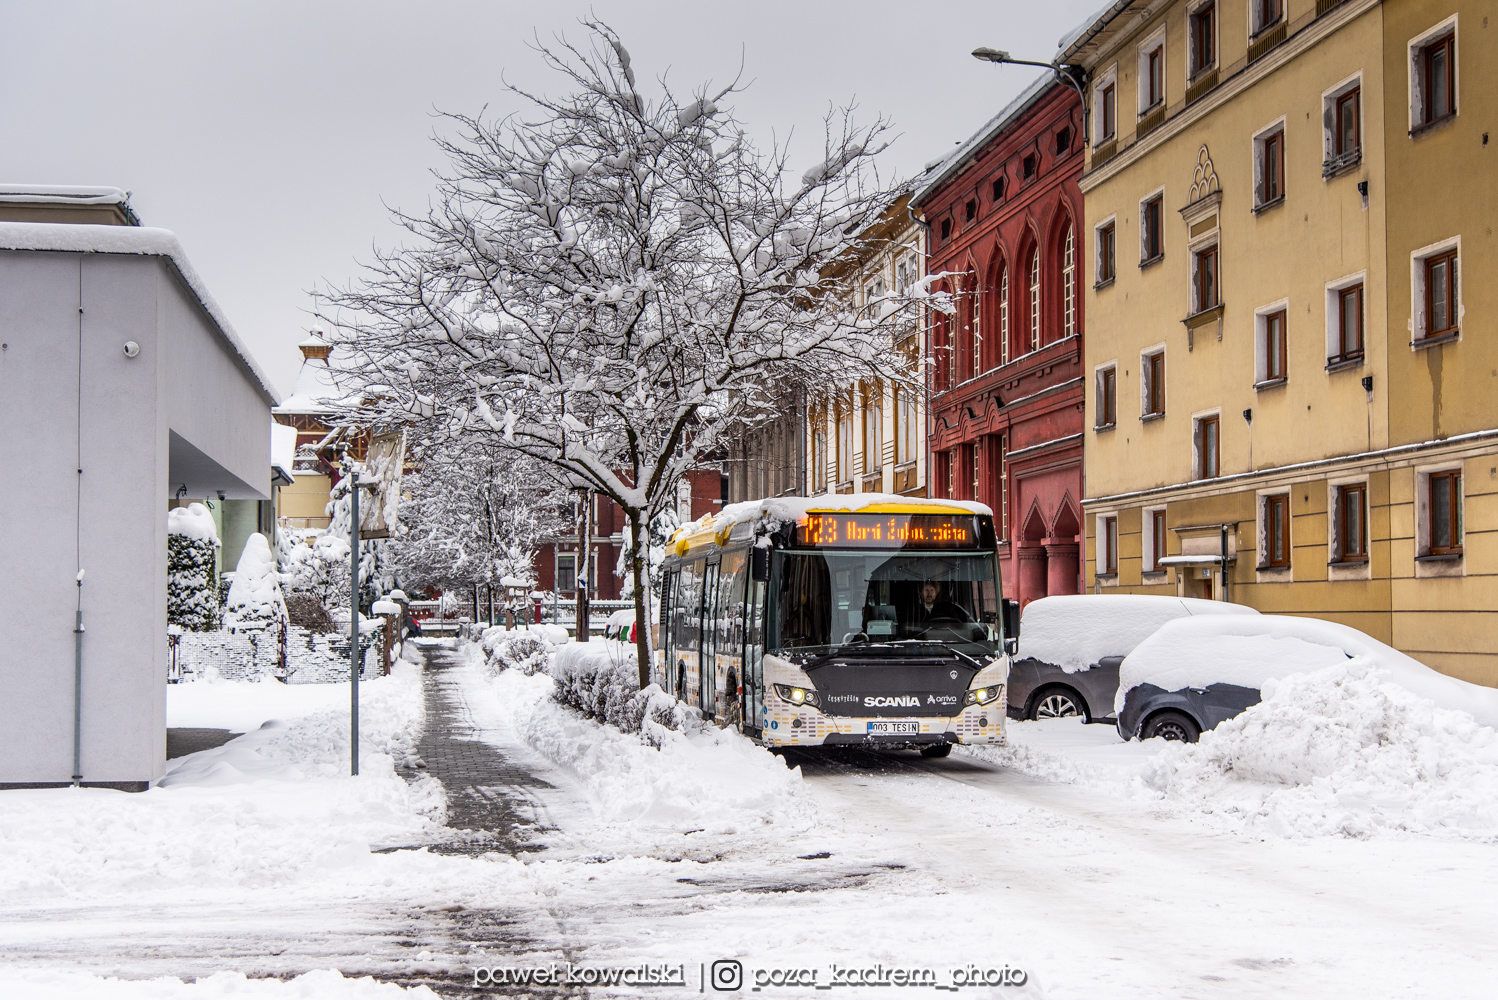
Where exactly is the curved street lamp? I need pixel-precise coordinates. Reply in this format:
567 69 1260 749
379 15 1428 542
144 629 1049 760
972 48 1091 147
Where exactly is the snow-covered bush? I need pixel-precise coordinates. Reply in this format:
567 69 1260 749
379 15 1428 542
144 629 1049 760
480 628 551 676
223 533 288 633
166 503 219 631
550 641 687 744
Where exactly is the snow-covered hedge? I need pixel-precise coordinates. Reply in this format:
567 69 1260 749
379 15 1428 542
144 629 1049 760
223 533 288 633
167 503 220 631
548 640 686 743
478 626 551 676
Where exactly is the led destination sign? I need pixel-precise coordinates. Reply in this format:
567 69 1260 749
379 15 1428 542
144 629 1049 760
795 513 985 549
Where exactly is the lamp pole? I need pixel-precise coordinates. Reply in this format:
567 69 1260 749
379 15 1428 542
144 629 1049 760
971 48 1090 146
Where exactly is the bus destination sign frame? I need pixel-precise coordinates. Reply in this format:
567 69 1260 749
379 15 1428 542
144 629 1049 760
794 513 986 550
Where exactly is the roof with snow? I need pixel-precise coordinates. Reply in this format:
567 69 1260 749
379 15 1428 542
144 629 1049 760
273 344 359 415
909 71 1059 209
0 184 131 205
0 222 276 404
1058 0 1154 64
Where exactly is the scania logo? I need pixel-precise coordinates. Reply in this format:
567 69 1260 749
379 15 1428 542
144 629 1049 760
864 696 921 708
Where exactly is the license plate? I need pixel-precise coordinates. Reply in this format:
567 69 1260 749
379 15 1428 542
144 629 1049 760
867 722 920 735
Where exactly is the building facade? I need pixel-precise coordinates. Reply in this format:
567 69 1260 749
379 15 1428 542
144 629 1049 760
804 194 928 499
913 76 1087 605
1068 0 1496 684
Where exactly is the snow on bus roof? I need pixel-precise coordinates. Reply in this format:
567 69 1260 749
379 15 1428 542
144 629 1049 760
672 493 993 549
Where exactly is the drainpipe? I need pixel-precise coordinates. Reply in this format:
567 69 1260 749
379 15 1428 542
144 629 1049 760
72 259 85 787
72 572 84 785
1220 524 1230 604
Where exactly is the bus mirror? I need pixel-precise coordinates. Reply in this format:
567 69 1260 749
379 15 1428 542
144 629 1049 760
1002 598 1020 648
751 546 770 582
981 610 998 624
1005 636 1019 656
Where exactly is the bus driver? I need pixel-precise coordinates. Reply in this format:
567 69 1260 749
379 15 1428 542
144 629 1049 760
915 579 971 623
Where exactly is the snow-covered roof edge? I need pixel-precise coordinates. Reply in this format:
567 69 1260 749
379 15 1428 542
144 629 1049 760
0 222 278 405
910 71 1058 209
1057 0 1137 64
0 184 130 205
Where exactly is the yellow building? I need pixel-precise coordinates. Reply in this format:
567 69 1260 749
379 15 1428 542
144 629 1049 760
806 194 928 498
1066 0 1495 684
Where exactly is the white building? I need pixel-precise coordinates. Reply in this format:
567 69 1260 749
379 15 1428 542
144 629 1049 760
0 196 276 790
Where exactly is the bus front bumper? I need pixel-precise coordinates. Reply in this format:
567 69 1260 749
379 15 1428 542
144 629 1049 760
760 698 1007 747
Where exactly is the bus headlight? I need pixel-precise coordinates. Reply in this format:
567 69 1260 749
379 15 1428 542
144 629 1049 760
964 686 1002 706
773 684 820 708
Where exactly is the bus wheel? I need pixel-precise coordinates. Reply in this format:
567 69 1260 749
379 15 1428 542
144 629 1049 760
919 743 953 758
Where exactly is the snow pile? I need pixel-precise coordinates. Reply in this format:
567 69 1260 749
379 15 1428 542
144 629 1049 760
223 533 289 633
167 502 219 543
471 643 811 831
479 626 552 676
0 969 438 998
1117 615 1498 727
1142 661 1498 840
1020 594 1256 673
0 667 436 903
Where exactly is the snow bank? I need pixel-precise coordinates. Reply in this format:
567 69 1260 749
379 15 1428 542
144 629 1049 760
167 674 353 732
470 642 811 832
166 502 219 543
1142 661 1498 840
0 666 436 902
0 969 437 998
1117 615 1498 727
1020 595 1256 673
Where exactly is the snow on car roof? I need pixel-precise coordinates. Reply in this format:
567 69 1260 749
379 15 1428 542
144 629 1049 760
1116 614 1498 728
1019 594 1257 674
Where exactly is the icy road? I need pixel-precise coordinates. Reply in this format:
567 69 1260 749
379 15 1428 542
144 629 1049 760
0 643 1494 999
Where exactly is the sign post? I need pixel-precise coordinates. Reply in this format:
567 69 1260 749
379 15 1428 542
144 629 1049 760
348 431 406 778
349 465 361 777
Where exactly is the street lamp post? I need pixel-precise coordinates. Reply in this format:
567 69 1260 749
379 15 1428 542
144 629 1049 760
971 48 1090 147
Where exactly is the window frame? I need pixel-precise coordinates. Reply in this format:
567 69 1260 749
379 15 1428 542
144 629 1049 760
1251 0 1284 37
1095 363 1118 429
1096 216 1117 286
1138 29 1166 113
1193 243 1220 313
1252 118 1287 209
1263 492 1290 568
1264 307 1288 381
1188 0 1217 80
1146 508 1168 573
1427 469 1463 555
1195 412 1221 480
1408 18 1459 133
1335 482 1368 563
1424 248 1459 340
1142 347 1166 417
1324 273 1366 366
1321 73 1363 175
1026 246 1041 352
1061 222 1077 338
1140 190 1165 265
1335 88 1360 157
1099 77 1118 141
1100 514 1119 576
1410 237 1461 344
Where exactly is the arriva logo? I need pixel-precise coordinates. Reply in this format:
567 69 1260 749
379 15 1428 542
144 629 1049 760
863 696 921 708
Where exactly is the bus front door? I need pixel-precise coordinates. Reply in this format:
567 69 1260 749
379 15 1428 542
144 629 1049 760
699 561 719 717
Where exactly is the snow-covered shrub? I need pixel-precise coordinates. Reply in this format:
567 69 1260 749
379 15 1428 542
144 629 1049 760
223 533 289 633
166 503 219 631
482 630 551 676
550 641 687 744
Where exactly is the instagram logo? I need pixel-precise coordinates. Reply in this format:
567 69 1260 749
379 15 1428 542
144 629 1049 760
710 959 743 991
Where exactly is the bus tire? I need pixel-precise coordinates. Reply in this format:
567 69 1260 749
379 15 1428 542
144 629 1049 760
919 743 953 758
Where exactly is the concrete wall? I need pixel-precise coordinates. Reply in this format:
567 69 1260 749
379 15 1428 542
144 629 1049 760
0 249 271 788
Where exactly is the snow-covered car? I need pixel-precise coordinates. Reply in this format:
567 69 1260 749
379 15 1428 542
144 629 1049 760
1116 614 1498 741
1008 595 1257 722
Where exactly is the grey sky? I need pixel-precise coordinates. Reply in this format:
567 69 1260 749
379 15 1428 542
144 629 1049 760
1 1 1098 398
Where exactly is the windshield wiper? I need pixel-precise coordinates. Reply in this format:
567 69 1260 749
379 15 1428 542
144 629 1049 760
881 639 990 672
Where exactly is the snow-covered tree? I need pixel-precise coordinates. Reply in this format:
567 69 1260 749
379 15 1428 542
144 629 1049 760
390 437 568 594
321 21 922 686
167 503 220 631
224 533 289 633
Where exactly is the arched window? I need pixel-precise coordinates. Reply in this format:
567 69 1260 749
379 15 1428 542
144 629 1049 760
969 271 982 380
999 265 1010 367
1028 248 1041 352
933 308 950 391
1061 223 1076 339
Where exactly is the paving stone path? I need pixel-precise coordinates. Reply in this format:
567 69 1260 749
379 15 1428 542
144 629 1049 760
406 643 556 856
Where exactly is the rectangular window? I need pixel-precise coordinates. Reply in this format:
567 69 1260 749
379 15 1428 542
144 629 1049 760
1254 0 1283 34
812 419 827 492
1197 415 1220 479
1103 516 1119 574
1422 34 1456 125
1098 221 1116 283
1151 509 1168 570
1142 195 1164 262
1265 493 1290 567
946 450 957 499
1190 3 1216 77
836 403 853 483
1429 471 1463 554
1144 350 1165 416
1425 248 1459 338
996 436 1008 539
967 443 979 502
557 554 577 594
1258 129 1285 205
1265 309 1288 379
1101 82 1117 139
1336 87 1360 157
1097 366 1117 427
1145 46 1164 108
862 386 883 475
1194 245 1219 312
1337 483 1367 561
1337 283 1364 358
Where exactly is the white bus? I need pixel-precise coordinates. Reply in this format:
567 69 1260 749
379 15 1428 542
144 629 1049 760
658 496 1018 756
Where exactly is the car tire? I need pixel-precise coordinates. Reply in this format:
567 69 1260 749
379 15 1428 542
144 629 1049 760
919 743 953 758
1029 687 1087 722
1141 710 1201 743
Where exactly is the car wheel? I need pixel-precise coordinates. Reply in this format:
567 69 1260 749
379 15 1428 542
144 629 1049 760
1141 710 1201 743
919 743 953 758
1030 688 1086 721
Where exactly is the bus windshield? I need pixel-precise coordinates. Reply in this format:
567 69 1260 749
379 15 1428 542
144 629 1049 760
771 550 999 656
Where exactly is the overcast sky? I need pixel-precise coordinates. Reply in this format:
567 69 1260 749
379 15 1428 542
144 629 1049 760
1 1 1098 398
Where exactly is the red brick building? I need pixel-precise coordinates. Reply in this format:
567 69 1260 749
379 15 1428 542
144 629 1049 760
913 75 1086 606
